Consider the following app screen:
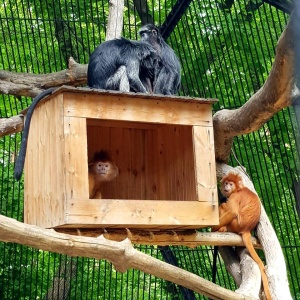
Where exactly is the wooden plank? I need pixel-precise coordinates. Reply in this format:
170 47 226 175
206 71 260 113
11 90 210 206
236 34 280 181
24 98 40 225
51 95 67 226
105 126 127 199
87 124 160 200
25 94 66 228
64 116 89 199
193 126 218 205
63 93 213 126
65 199 219 227
87 119 159 130
51 86 218 104
157 125 196 201
144 128 159 200
157 126 168 200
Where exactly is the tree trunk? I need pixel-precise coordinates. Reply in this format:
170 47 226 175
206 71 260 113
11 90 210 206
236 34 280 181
106 0 124 41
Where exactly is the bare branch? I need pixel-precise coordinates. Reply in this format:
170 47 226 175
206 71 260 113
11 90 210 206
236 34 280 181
0 57 87 98
55 228 262 249
214 14 296 162
0 214 255 300
0 115 24 137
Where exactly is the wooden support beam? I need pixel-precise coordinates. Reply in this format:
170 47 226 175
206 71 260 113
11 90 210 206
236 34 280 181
54 228 262 249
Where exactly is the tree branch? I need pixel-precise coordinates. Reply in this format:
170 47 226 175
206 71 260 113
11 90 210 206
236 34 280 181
0 57 87 98
0 115 24 137
0 214 254 300
106 0 124 41
213 13 297 162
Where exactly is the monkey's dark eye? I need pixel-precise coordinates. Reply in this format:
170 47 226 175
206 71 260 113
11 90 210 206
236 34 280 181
105 164 109 167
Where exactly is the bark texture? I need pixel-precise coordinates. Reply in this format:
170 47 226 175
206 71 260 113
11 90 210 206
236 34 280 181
106 0 124 41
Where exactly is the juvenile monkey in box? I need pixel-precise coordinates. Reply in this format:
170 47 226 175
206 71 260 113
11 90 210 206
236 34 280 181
212 172 271 300
88 151 119 199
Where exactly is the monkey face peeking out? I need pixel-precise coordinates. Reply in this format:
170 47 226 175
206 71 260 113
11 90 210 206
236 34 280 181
212 172 271 300
88 151 119 199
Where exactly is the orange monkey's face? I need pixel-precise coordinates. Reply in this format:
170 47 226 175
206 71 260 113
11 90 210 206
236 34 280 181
95 161 111 175
222 180 236 198
93 160 119 181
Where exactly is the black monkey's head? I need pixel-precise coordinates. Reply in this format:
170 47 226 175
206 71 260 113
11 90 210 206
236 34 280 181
93 150 111 162
139 24 163 51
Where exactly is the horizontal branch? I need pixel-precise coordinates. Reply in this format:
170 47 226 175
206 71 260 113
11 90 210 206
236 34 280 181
0 115 24 137
0 57 87 98
0 214 254 300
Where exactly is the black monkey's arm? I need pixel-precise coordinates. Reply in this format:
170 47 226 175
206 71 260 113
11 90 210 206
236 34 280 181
125 58 148 93
14 87 56 180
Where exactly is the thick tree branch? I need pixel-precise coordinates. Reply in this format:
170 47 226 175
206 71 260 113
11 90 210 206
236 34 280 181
106 0 124 41
0 214 254 300
213 13 297 162
55 228 261 248
0 57 87 98
0 115 24 137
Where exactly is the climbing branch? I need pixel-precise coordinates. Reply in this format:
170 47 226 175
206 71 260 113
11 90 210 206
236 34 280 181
0 214 253 300
0 115 24 137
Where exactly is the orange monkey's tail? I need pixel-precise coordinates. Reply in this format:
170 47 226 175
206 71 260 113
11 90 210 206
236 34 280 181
242 232 272 300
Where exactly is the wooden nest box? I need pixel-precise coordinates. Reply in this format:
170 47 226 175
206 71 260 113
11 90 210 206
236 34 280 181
24 86 219 233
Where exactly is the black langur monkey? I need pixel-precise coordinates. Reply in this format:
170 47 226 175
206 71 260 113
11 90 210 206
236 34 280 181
139 24 181 95
87 38 158 93
14 87 56 180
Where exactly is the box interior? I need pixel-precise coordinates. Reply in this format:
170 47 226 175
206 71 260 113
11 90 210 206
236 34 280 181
86 119 197 201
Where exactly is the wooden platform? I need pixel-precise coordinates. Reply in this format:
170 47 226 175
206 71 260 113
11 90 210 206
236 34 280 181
24 86 219 234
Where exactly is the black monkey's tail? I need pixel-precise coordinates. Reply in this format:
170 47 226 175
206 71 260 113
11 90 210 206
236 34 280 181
211 246 219 284
14 87 56 181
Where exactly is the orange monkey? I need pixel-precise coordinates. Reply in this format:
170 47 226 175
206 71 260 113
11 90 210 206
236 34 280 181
212 172 271 300
88 151 119 199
